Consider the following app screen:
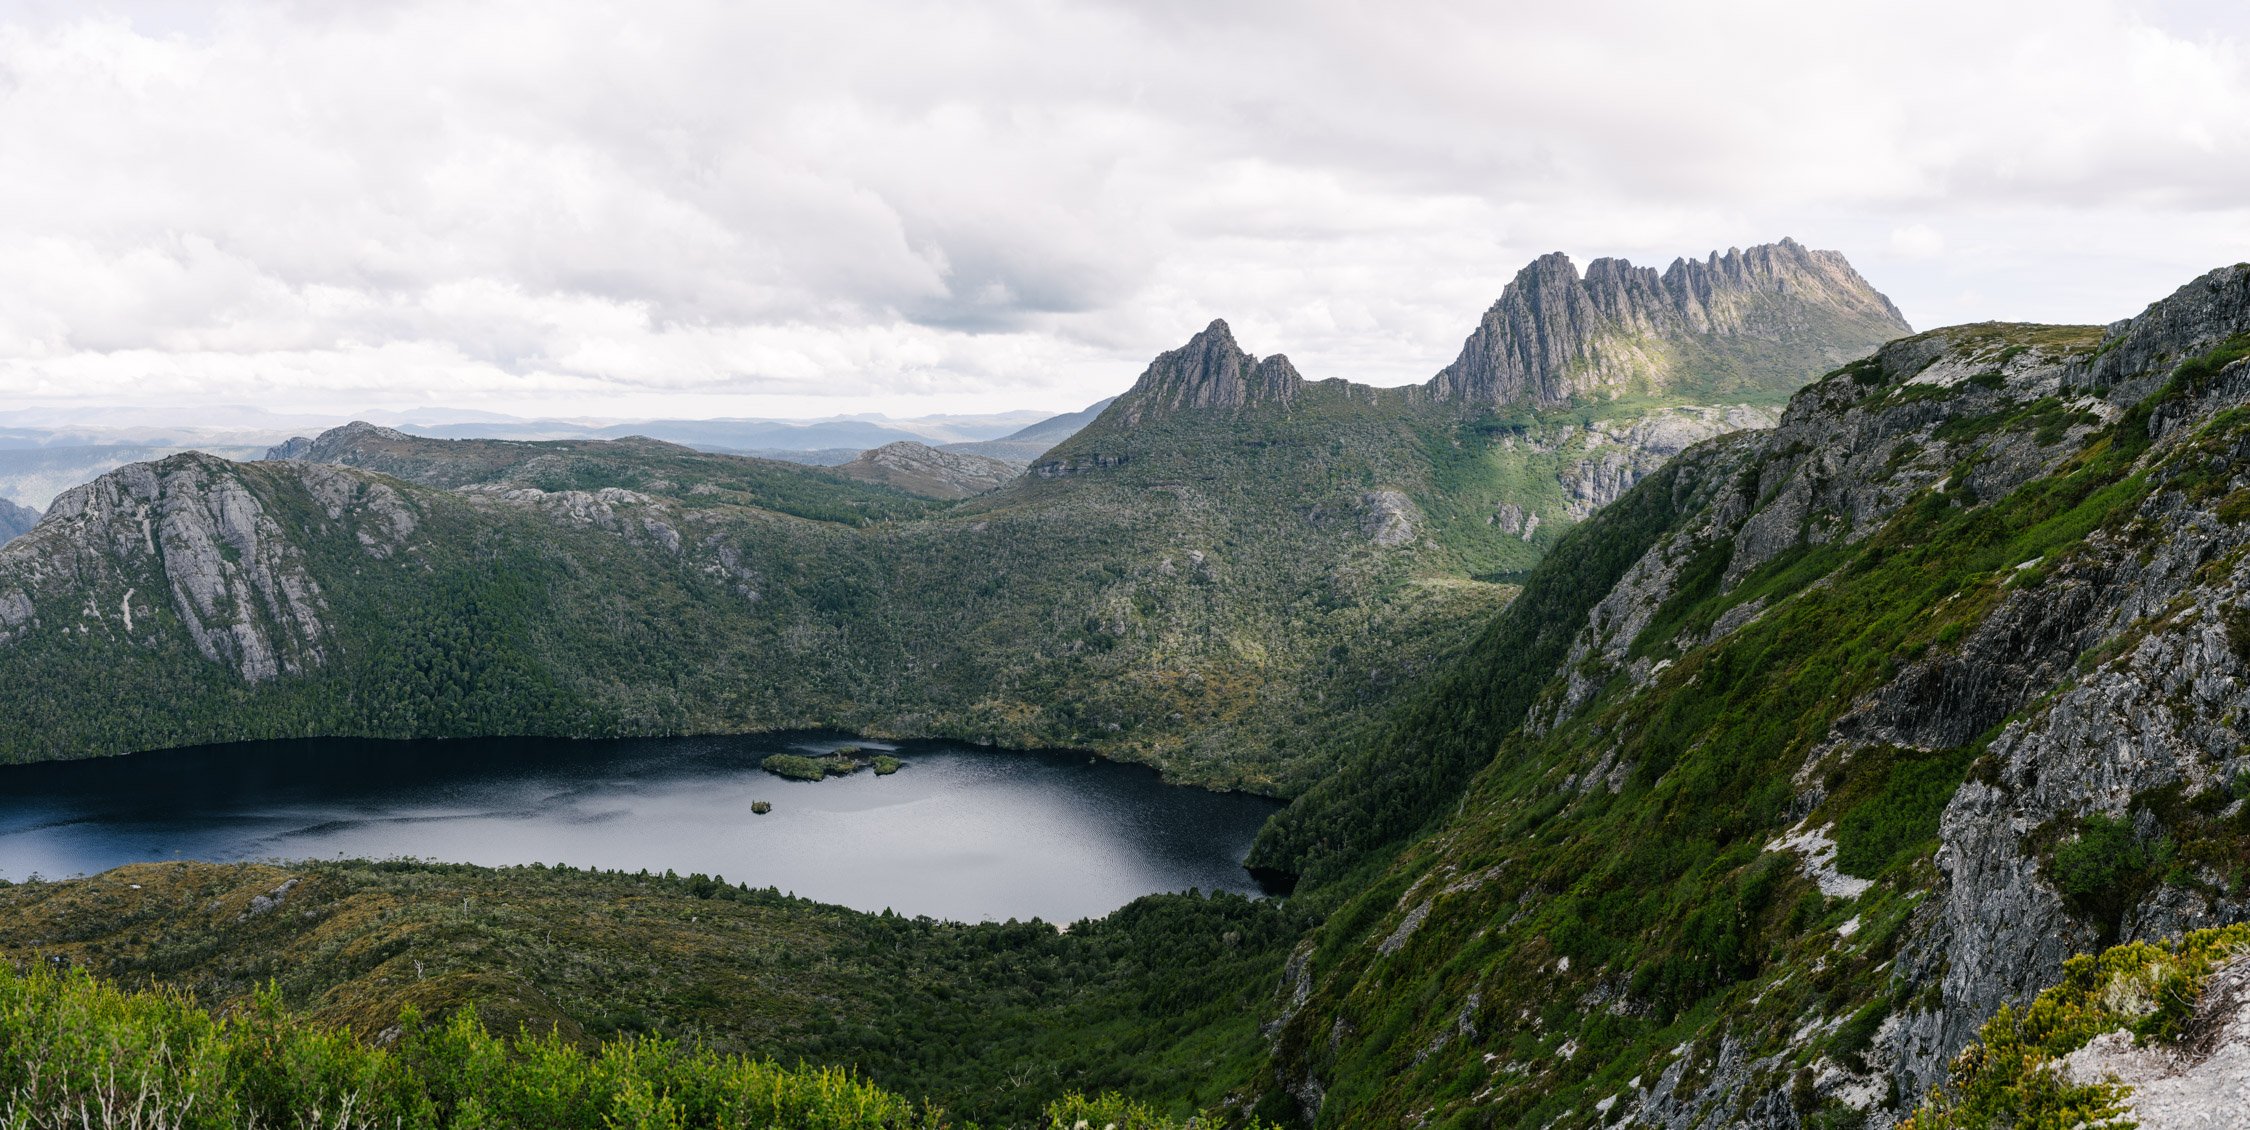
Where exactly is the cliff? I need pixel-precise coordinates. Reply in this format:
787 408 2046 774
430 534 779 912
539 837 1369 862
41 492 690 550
1428 238 1909 406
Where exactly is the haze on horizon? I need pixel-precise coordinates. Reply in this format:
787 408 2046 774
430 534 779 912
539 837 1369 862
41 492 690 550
1 0 2246 423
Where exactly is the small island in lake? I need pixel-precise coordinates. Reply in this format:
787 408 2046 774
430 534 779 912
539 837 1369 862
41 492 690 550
761 748 904 782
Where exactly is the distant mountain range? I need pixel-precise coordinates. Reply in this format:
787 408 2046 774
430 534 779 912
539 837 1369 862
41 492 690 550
0 406 1110 510
0 499 37 546
0 239 1904 791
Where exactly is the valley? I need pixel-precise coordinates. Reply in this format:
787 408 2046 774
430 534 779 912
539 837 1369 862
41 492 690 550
16 245 2250 1129
0 240 1903 795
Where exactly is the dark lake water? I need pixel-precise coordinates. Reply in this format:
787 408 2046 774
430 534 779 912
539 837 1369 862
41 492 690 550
0 734 1283 923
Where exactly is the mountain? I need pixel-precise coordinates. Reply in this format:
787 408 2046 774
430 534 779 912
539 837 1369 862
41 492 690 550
942 397 1117 465
19 248 2250 1126
1427 237 1909 405
0 240 1895 795
828 441 1020 499
1251 262 2250 1127
0 499 37 545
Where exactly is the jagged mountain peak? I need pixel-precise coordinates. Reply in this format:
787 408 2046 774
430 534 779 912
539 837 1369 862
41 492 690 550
1113 318 1303 425
1430 238 1910 407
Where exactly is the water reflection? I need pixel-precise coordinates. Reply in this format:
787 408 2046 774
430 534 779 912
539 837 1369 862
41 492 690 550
0 734 1283 923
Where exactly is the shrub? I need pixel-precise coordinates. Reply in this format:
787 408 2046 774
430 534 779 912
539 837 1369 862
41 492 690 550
760 754 831 782
0 962 931 1129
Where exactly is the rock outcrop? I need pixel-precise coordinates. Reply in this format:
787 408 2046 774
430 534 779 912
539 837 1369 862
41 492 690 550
831 441 1018 499
16 455 336 680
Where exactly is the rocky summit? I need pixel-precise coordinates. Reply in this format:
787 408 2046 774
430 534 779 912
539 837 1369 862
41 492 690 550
829 440 1020 499
1428 237 1909 406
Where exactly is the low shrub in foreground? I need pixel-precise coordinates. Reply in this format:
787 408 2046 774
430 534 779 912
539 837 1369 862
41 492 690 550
0 961 930 1129
1901 922 2250 1130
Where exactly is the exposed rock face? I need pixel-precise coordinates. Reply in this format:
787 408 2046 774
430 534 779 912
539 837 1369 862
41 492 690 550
21 455 337 680
1428 238 1909 406
831 441 1018 500
0 499 38 545
263 421 408 464
1112 320 1305 426
1498 404 1782 521
263 436 317 462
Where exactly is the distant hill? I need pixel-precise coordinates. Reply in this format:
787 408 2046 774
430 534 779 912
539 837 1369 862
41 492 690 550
0 240 1902 794
942 398 1117 465
0 499 37 545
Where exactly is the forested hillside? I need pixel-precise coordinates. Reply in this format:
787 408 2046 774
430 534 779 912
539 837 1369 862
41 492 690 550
0 242 1898 793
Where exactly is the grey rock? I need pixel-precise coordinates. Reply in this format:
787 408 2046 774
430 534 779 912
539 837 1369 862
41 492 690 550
1428 239 1909 407
0 498 39 546
831 441 1018 500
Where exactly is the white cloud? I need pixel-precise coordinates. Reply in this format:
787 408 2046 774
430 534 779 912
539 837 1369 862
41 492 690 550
0 0 2243 419
1889 225 1948 260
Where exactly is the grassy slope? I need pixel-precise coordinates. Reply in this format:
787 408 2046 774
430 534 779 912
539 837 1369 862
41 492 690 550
1259 327 2250 1128
0 953 1280 1129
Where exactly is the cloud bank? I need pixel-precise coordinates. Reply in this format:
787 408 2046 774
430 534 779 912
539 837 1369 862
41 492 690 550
0 0 2246 417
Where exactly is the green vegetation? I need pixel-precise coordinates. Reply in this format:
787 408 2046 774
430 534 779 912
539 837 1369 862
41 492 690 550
762 753 856 781
762 750 901 780
0 956 1282 1129
1831 746 1980 878
0 861 1306 1127
1248 451 1716 883
1902 924 2250 1130
1255 317 2250 1127
0 961 930 1129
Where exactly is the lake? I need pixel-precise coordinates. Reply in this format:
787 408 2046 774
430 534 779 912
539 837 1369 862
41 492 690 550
0 734 1284 923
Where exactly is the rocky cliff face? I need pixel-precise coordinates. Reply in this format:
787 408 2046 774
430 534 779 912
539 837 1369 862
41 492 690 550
1 455 423 682
0 499 38 546
1260 264 2250 1129
1428 238 1909 406
1107 319 1306 427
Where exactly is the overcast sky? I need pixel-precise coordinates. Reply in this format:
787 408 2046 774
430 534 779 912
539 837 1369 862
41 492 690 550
1 0 2246 421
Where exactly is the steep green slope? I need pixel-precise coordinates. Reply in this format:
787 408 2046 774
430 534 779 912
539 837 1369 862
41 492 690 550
1256 265 2250 1128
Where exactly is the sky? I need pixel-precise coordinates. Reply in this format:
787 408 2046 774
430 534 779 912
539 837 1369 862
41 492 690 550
0 0 2246 422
